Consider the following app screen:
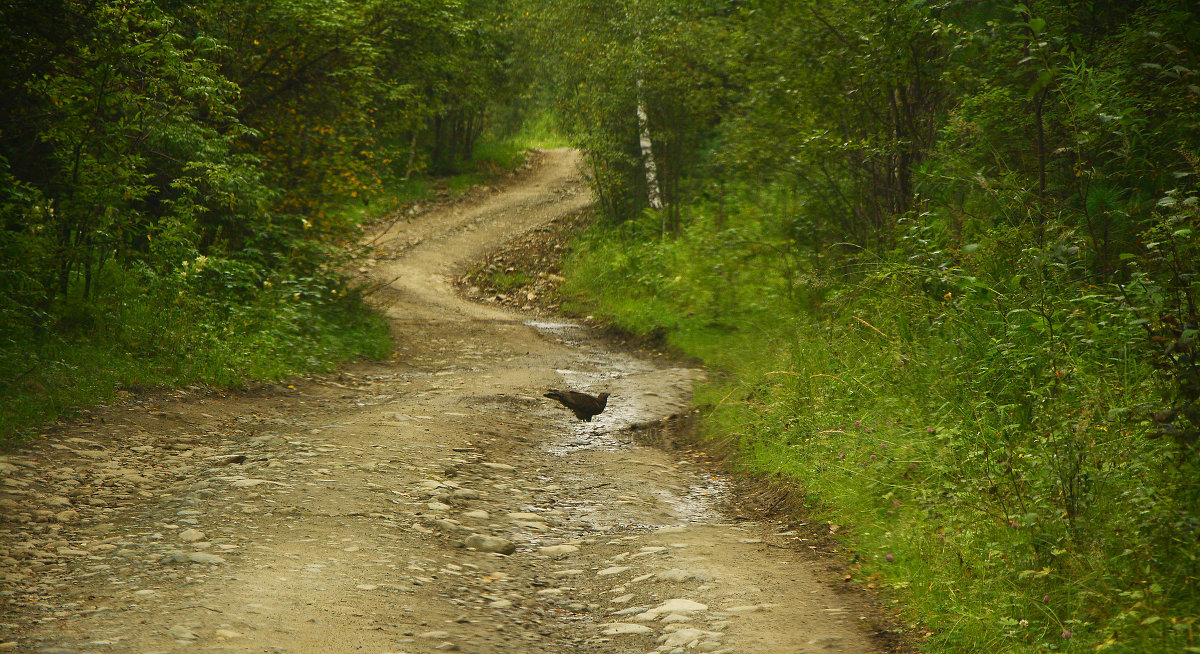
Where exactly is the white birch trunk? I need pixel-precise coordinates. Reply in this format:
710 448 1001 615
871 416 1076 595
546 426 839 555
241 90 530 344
636 80 664 211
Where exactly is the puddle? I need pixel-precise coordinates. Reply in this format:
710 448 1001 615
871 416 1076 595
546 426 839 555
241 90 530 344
525 320 585 344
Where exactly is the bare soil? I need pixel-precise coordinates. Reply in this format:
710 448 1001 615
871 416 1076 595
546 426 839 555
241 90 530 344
0 149 891 654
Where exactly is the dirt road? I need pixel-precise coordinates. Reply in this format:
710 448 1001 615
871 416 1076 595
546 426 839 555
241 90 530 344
0 149 884 653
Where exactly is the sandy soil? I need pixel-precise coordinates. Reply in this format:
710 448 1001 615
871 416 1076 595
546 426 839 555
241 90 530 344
0 149 887 653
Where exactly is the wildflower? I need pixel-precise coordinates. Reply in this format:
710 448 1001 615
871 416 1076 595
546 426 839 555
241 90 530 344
926 427 936 434
838 453 846 459
870 454 877 461
855 420 862 427
892 499 901 506
1061 630 1072 639
1043 595 1049 602
885 553 894 562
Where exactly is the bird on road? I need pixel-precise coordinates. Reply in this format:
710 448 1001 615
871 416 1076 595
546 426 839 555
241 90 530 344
544 389 609 422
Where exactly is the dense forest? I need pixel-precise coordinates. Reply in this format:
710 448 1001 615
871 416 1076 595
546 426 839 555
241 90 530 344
522 0 1200 651
3 0 1199 651
0 0 517 436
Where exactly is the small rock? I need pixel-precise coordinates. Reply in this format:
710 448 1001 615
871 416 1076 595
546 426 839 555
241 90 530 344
461 510 490 519
433 519 467 534
597 566 632 576
53 509 79 523
168 625 199 640
538 545 579 556
426 502 452 511
478 462 515 472
356 584 378 590
489 599 513 608
659 628 722 648
178 528 205 542
464 534 516 555
661 614 693 623
637 599 708 621
418 631 450 639
451 489 481 500
163 551 225 565
215 629 243 639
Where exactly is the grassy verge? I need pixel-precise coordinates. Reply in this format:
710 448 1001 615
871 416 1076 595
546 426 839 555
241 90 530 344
559 205 1197 653
0 274 391 449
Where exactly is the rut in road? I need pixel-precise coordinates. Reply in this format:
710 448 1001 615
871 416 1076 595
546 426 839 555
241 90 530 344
0 149 887 653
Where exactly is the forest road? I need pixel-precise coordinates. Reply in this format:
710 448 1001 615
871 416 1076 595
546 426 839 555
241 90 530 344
0 149 884 653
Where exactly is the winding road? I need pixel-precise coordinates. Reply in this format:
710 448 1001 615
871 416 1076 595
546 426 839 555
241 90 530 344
0 149 884 653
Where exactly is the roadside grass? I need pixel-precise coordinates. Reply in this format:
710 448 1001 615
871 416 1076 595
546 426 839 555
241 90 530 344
0 279 391 449
558 205 1198 653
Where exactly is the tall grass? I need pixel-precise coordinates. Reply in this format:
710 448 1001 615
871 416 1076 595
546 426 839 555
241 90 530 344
0 264 391 448
560 196 1198 652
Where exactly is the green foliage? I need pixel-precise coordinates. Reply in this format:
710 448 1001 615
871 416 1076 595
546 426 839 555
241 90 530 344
0 0 523 444
536 0 1200 650
516 0 734 228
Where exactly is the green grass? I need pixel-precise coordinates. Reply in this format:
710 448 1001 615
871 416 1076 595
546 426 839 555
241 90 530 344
0 282 391 449
558 206 1198 653
485 270 531 292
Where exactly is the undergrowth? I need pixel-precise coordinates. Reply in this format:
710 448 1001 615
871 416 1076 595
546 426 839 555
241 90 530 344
0 135 540 450
560 194 1200 653
0 261 391 448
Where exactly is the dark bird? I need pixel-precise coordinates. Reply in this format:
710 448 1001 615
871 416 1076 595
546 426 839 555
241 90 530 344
544 389 610 421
